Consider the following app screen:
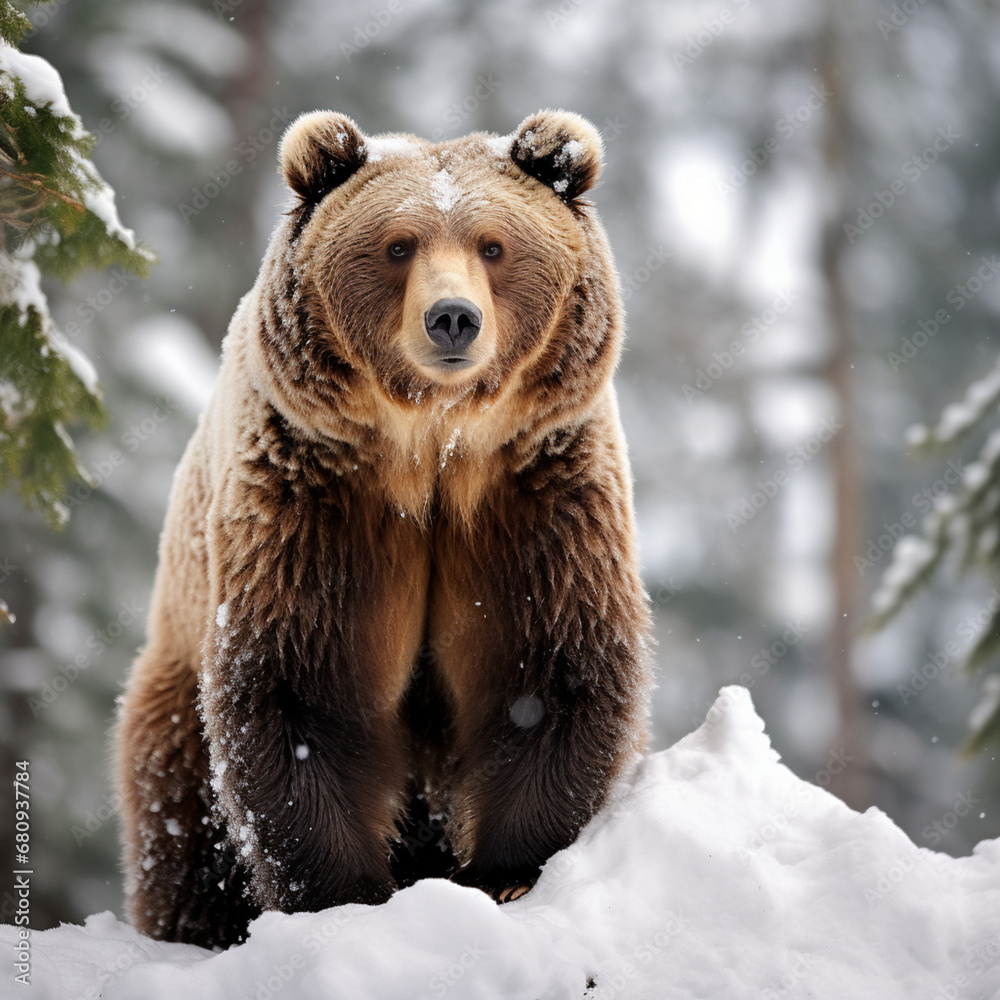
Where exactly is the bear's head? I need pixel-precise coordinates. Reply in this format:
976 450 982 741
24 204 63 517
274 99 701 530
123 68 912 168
263 109 622 450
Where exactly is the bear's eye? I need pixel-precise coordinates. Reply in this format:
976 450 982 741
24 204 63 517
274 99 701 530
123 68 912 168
388 241 412 260
482 242 503 260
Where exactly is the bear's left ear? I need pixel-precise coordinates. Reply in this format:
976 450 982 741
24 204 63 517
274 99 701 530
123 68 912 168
279 110 368 203
509 109 604 203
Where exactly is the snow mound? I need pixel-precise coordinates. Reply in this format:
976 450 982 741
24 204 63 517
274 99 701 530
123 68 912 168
5 687 1000 999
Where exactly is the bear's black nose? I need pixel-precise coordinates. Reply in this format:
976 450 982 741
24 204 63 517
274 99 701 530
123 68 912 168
424 298 482 350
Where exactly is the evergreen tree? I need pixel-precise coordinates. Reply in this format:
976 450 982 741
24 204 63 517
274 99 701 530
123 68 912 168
0 0 150 529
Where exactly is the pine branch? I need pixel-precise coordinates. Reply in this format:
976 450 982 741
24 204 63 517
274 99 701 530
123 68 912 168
0 1 30 48
0 10 152 527
869 353 1000 753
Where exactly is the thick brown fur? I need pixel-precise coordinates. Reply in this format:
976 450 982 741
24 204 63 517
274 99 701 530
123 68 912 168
115 108 653 948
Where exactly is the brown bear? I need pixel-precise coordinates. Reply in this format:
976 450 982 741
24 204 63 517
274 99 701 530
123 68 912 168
115 108 653 949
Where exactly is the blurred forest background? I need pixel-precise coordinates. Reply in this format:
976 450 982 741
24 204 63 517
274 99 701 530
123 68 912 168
3 0 1000 928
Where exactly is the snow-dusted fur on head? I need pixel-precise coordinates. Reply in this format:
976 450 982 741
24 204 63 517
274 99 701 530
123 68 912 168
510 109 604 203
280 110 368 202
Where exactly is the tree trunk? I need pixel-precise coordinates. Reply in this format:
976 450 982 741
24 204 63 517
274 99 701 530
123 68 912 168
819 8 872 811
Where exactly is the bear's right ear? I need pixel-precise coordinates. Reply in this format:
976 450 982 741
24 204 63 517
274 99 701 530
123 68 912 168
510 109 604 203
279 111 368 203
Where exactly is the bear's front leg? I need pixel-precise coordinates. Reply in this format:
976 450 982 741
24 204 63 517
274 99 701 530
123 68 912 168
200 658 404 911
432 424 654 898
202 474 430 913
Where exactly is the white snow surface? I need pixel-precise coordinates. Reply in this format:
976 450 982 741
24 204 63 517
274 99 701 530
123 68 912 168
5 687 1000 999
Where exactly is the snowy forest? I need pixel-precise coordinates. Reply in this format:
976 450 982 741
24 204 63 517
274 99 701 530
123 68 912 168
2 0 1000 967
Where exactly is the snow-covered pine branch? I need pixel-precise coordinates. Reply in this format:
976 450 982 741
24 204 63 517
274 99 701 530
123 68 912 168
0 0 151 528
870 353 1000 753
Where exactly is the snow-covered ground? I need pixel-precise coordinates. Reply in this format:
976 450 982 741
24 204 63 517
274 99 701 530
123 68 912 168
4 687 999 999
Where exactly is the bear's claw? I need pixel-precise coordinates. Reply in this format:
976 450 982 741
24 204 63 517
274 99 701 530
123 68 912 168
494 884 531 903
